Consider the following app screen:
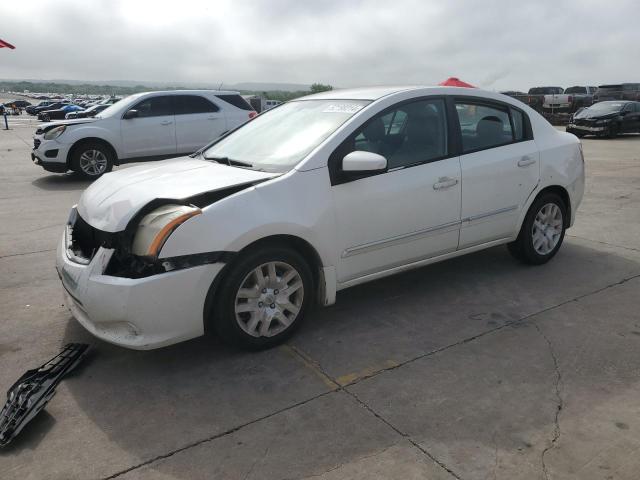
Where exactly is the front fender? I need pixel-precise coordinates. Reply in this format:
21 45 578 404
63 122 122 159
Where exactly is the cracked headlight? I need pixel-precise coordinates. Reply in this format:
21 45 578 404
44 125 66 140
132 204 201 258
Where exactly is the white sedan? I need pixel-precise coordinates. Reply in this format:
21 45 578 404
56 86 585 350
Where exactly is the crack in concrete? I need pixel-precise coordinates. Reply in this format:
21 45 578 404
101 391 334 480
0 248 55 259
242 446 269 480
534 323 564 480
100 272 640 480
297 444 397 480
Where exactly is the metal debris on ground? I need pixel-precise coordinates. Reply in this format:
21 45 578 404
0 343 89 447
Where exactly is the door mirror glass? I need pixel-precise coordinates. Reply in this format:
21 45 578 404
342 150 387 173
123 109 138 119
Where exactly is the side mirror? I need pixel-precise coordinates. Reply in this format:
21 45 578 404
342 151 387 174
123 109 138 119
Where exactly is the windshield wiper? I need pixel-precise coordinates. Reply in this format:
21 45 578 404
204 156 254 169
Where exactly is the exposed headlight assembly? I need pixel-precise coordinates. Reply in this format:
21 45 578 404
132 204 201 258
44 125 66 140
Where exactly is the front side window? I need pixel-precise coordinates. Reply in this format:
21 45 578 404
173 95 218 115
455 102 513 152
203 99 370 172
349 99 448 170
133 96 173 117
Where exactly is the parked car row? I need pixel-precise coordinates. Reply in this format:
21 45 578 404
503 83 640 116
31 90 257 178
29 96 122 121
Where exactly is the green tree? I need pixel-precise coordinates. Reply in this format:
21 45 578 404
309 83 333 94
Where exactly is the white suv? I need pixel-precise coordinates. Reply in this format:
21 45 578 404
31 90 256 179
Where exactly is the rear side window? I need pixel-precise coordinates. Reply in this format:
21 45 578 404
133 96 174 117
455 103 513 152
173 95 218 114
216 94 253 111
511 108 525 141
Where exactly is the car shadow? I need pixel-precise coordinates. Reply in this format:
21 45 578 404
31 174 92 192
54 240 640 479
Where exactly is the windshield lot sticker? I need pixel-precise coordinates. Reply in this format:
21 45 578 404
323 104 364 114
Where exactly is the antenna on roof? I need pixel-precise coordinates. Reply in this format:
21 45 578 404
217 82 224 90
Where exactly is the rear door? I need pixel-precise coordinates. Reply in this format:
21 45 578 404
174 94 225 154
120 95 176 158
454 99 540 248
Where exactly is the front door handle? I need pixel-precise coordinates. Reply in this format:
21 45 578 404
207 116 217 120
160 120 173 126
433 177 459 190
518 156 536 167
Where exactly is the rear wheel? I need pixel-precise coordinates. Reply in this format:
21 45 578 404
212 247 314 350
508 192 567 265
70 141 113 179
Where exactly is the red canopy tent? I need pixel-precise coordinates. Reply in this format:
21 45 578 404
0 39 16 49
438 77 475 88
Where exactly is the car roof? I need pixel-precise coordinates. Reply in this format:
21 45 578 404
302 86 425 101
139 90 242 95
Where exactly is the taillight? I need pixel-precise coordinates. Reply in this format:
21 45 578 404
567 96 573 103
248 111 257 119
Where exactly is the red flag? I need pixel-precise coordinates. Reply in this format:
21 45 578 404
438 77 475 88
0 39 16 49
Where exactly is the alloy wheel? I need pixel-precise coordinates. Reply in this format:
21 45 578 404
234 261 304 338
79 149 108 176
531 203 563 255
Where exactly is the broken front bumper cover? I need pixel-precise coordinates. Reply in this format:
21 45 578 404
0 343 89 448
56 230 226 350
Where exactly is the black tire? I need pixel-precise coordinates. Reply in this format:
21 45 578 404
70 141 114 179
211 246 314 350
508 192 567 265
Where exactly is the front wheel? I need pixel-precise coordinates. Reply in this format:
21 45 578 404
211 247 314 350
607 123 618 139
508 193 567 265
70 142 113 179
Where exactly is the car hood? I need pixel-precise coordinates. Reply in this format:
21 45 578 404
36 117 96 133
77 157 279 232
574 111 619 121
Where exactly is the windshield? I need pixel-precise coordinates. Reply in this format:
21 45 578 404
203 99 370 172
577 102 625 116
95 93 140 118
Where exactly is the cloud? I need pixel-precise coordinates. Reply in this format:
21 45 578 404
1 0 638 91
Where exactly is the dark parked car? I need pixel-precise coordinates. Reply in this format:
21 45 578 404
65 103 110 119
566 101 640 138
26 100 54 115
593 83 640 102
32 102 68 115
7 99 32 108
38 104 82 121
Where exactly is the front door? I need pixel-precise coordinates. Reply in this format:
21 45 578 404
331 98 462 284
454 101 540 248
121 95 177 158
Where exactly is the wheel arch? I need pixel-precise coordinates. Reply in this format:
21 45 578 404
66 137 119 168
536 185 571 227
202 234 325 335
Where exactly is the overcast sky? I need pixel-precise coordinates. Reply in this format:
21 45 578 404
1 0 639 91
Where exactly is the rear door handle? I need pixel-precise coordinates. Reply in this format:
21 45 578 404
518 156 536 167
433 177 459 190
160 120 173 126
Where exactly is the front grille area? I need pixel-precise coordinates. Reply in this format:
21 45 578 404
70 214 115 261
33 138 41 149
574 119 594 127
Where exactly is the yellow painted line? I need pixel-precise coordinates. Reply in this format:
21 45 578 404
336 359 400 386
281 345 339 391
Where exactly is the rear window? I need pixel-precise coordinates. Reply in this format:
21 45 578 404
529 87 563 95
565 87 587 94
216 94 253 111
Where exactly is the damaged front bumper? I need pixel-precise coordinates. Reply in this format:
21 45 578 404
56 229 225 349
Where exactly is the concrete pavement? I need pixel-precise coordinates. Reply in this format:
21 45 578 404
1 116 639 479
